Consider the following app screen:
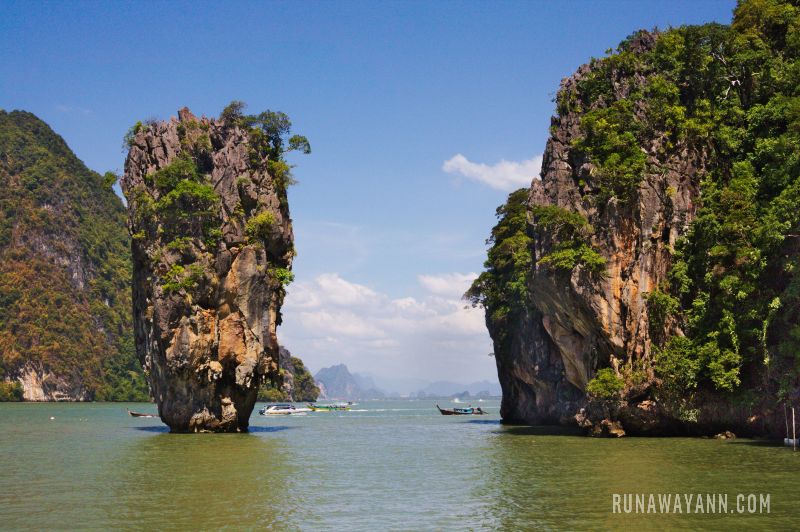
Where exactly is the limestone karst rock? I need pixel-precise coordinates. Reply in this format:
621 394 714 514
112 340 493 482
121 107 295 432
498 33 701 429
477 34 698 433
478 11 800 437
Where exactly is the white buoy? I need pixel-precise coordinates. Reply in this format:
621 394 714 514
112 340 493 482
49 416 55 420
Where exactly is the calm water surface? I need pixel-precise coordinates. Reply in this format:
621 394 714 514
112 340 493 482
1 400 798 530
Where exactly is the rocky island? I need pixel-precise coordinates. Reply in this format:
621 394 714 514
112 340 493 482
121 103 307 432
469 2 800 437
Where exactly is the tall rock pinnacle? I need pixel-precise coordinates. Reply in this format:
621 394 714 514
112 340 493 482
121 106 297 432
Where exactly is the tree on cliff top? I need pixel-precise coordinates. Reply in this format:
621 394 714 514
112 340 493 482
220 100 310 193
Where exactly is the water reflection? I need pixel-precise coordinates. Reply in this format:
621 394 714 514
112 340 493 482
131 425 294 433
479 426 800 529
103 430 299 529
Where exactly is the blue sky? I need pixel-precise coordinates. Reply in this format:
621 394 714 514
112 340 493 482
0 0 736 392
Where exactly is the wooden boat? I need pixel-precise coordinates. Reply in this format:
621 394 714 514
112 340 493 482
436 404 487 416
128 409 157 418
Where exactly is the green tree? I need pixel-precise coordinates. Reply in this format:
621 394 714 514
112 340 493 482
465 189 533 337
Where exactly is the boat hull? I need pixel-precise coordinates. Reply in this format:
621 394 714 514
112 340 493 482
436 405 488 416
258 406 312 416
128 409 157 418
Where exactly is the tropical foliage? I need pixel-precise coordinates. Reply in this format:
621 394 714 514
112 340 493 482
586 368 625 399
530 205 606 274
465 189 533 345
560 0 800 399
220 100 310 197
0 111 148 400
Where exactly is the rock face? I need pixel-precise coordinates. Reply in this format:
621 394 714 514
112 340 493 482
517 35 698 421
15 363 88 402
493 34 700 430
273 347 320 402
121 108 294 432
487 18 800 437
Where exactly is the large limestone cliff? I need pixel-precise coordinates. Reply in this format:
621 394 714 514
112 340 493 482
506 34 701 427
490 14 800 437
121 107 294 432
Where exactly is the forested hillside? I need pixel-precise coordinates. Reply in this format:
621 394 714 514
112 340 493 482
0 111 148 401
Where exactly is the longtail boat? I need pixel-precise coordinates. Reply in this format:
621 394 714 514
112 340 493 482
127 409 158 418
436 404 487 416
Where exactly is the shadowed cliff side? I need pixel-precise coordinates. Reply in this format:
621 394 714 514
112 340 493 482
121 103 307 432
470 1 800 437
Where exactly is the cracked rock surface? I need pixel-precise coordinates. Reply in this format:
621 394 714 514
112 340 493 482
121 108 293 432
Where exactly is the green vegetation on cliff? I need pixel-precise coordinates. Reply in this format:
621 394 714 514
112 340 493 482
127 102 308 303
0 367 23 401
652 1 799 400
258 355 320 402
220 100 311 198
0 111 148 401
475 0 800 420
465 191 606 346
465 189 532 345
530 205 606 273
577 0 800 402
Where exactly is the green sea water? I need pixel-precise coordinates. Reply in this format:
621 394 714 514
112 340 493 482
1 400 798 530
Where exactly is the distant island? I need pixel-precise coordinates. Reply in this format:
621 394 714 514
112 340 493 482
314 364 385 400
412 380 501 399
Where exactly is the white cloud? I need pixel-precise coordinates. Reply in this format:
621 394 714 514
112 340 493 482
315 273 380 306
297 309 385 338
281 272 494 391
417 272 478 298
442 153 542 191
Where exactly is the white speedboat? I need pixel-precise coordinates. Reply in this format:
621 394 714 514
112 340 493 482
259 404 312 416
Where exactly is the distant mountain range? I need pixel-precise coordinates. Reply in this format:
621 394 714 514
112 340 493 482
314 364 385 400
314 364 501 400
413 380 501 399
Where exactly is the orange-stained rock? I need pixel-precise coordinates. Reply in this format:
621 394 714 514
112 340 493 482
121 107 293 432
